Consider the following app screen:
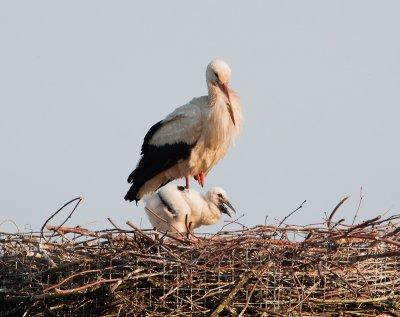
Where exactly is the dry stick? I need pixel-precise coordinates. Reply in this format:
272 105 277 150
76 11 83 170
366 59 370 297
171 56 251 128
110 268 144 293
54 278 121 295
126 219 190 249
107 218 123 231
211 261 271 317
344 216 381 236
43 267 112 292
46 225 97 237
372 214 400 226
383 226 400 239
353 266 372 296
369 219 400 249
50 197 82 238
327 196 349 229
51 271 168 296
159 284 181 301
237 266 269 317
210 270 253 317
50 228 73 243
278 200 307 227
216 214 247 237
0 219 20 233
183 214 202 241
40 197 82 241
350 234 400 248
291 281 321 313
323 265 358 297
22 301 41 317
352 187 363 225
257 309 286 317
125 221 155 244
330 218 345 230
237 281 258 317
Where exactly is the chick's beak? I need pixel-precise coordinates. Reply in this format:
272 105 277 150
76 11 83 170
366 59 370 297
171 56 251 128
218 83 236 126
221 200 236 217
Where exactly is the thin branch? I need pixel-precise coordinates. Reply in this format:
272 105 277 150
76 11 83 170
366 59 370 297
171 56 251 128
40 197 82 241
278 200 307 227
351 187 363 225
107 218 122 231
327 196 348 228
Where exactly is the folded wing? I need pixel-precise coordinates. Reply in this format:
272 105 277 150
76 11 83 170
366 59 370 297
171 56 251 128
125 103 203 202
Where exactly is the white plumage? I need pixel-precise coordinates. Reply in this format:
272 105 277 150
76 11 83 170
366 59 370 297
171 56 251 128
144 185 235 234
125 59 243 202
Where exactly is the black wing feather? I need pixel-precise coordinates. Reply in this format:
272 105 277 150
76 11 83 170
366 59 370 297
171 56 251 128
125 138 196 202
140 120 163 155
125 106 201 202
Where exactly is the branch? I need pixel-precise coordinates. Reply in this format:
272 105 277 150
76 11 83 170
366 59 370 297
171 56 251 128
278 200 307 227
40 197 82 241
327 196 348 228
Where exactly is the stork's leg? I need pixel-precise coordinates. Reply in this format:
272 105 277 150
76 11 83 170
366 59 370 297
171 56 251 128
199 172 205 187
194 172 205 187
185 176 190 189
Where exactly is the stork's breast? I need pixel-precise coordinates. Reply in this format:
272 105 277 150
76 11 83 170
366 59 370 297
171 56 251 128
188 141 226 174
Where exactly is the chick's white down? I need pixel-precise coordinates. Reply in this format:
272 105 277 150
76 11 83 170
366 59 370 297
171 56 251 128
144 185 235 233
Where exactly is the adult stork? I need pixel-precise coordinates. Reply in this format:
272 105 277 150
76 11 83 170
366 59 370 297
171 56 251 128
124 59 242 202
144 185 235 234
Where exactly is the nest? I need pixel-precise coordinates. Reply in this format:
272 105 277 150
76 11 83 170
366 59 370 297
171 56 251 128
1 199 400 316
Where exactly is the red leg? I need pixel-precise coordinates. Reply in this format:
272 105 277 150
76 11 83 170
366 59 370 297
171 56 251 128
185 176 190 189
199 172 205 187
194 172 205 187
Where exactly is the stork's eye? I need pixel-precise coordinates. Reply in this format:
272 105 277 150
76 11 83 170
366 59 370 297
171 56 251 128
214 71 219 79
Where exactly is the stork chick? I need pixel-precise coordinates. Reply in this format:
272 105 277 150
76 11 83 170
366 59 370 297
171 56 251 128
144 185 236 234
125 59 243 202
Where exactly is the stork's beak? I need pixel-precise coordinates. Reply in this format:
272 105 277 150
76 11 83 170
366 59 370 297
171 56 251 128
220 200 236 217
218 83 236 126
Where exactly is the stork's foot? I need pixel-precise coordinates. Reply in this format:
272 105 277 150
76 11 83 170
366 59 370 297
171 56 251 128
194 172 205 187
185 176 190 189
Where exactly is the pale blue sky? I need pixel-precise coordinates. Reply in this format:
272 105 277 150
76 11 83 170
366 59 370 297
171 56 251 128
0 1 399 232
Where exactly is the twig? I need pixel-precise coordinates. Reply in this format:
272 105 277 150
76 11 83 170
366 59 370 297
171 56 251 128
345 216 381 235
211 270 253 317
351 187 363 225
278 200 307 227
0 219 20 233
40 197 82 241
107 218 122 231
327 196 348 228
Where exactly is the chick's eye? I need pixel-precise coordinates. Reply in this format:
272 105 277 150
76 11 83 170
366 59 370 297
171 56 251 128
217 193 223 198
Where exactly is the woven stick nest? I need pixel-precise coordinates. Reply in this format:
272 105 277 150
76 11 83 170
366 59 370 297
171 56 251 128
1 199 400 316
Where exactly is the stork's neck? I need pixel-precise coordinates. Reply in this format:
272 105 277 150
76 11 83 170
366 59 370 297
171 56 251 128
200 200 221 226
207 83 223 106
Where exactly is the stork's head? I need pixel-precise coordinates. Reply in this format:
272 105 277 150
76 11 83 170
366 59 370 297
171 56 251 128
206 59 231 86
207 187 236 217
206 59 236 125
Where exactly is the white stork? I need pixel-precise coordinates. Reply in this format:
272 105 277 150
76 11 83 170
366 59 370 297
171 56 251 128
144 185 235 233
125 59 243 202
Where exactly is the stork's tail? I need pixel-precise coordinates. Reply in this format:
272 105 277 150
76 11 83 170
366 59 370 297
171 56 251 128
124 185 140 203
124 167 171 203
124 168 146 202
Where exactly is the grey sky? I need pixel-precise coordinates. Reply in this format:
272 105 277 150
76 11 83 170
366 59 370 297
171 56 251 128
1 1 399 232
